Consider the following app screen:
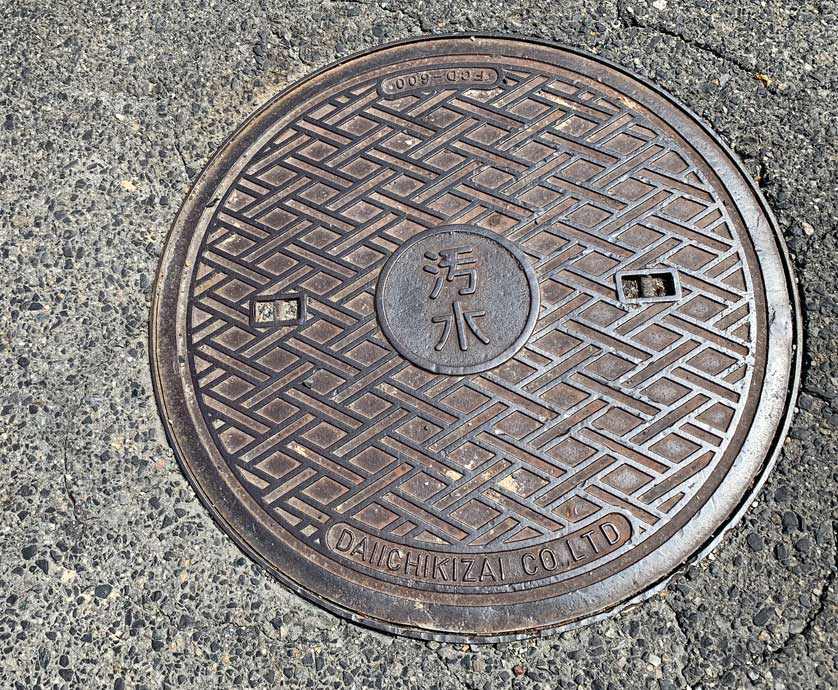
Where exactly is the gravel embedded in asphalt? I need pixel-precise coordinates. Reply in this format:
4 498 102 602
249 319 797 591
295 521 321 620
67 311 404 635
0 1 836 688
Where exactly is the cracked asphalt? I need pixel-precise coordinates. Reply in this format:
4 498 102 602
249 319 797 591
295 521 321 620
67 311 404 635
1 1 836 688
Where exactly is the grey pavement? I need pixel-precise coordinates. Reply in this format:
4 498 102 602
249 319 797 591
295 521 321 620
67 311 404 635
1 1 836 689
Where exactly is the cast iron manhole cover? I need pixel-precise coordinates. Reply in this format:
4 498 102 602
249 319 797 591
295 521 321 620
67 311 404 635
151 35 800 641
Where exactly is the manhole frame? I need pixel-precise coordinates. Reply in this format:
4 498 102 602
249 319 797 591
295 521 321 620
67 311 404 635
150 33 801 643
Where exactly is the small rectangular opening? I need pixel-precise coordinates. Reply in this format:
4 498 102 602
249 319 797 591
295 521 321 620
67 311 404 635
617 269 680 303
254 300 277 324
275 298 300 322
250 294 305 327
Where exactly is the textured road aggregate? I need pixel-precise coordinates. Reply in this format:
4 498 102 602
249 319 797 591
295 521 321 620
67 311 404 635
0 1 836 688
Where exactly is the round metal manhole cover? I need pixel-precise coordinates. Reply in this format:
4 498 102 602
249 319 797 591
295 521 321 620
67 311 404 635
151 35 800 641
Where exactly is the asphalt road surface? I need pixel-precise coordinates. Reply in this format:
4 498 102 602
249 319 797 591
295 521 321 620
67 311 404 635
1 1 835 688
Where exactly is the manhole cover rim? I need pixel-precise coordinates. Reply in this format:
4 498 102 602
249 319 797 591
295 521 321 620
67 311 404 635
150 33 801 642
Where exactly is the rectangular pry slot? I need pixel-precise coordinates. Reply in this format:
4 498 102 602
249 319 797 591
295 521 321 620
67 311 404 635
616 268 681 303
250 293 306 327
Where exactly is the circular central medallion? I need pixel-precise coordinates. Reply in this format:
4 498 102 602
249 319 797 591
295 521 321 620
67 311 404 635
376 225 540 375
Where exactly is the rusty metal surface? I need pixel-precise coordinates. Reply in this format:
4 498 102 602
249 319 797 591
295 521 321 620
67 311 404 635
376 225 540 375
150 35 800 641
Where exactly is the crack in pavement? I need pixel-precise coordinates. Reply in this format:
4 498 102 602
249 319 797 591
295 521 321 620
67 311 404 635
764 528 837 660
616 1 758 76
58 381 97 527
173 142 191 182
660 594 690 644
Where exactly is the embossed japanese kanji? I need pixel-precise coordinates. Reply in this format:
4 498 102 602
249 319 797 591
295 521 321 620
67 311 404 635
151 36 800 641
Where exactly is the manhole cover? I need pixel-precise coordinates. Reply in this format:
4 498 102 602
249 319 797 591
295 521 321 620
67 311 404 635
151 35 800 641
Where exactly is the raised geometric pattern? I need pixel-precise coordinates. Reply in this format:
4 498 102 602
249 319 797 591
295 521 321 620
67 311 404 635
187 60 756 557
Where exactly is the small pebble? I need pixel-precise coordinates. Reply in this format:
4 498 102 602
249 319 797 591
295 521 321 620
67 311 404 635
746 533 765 551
